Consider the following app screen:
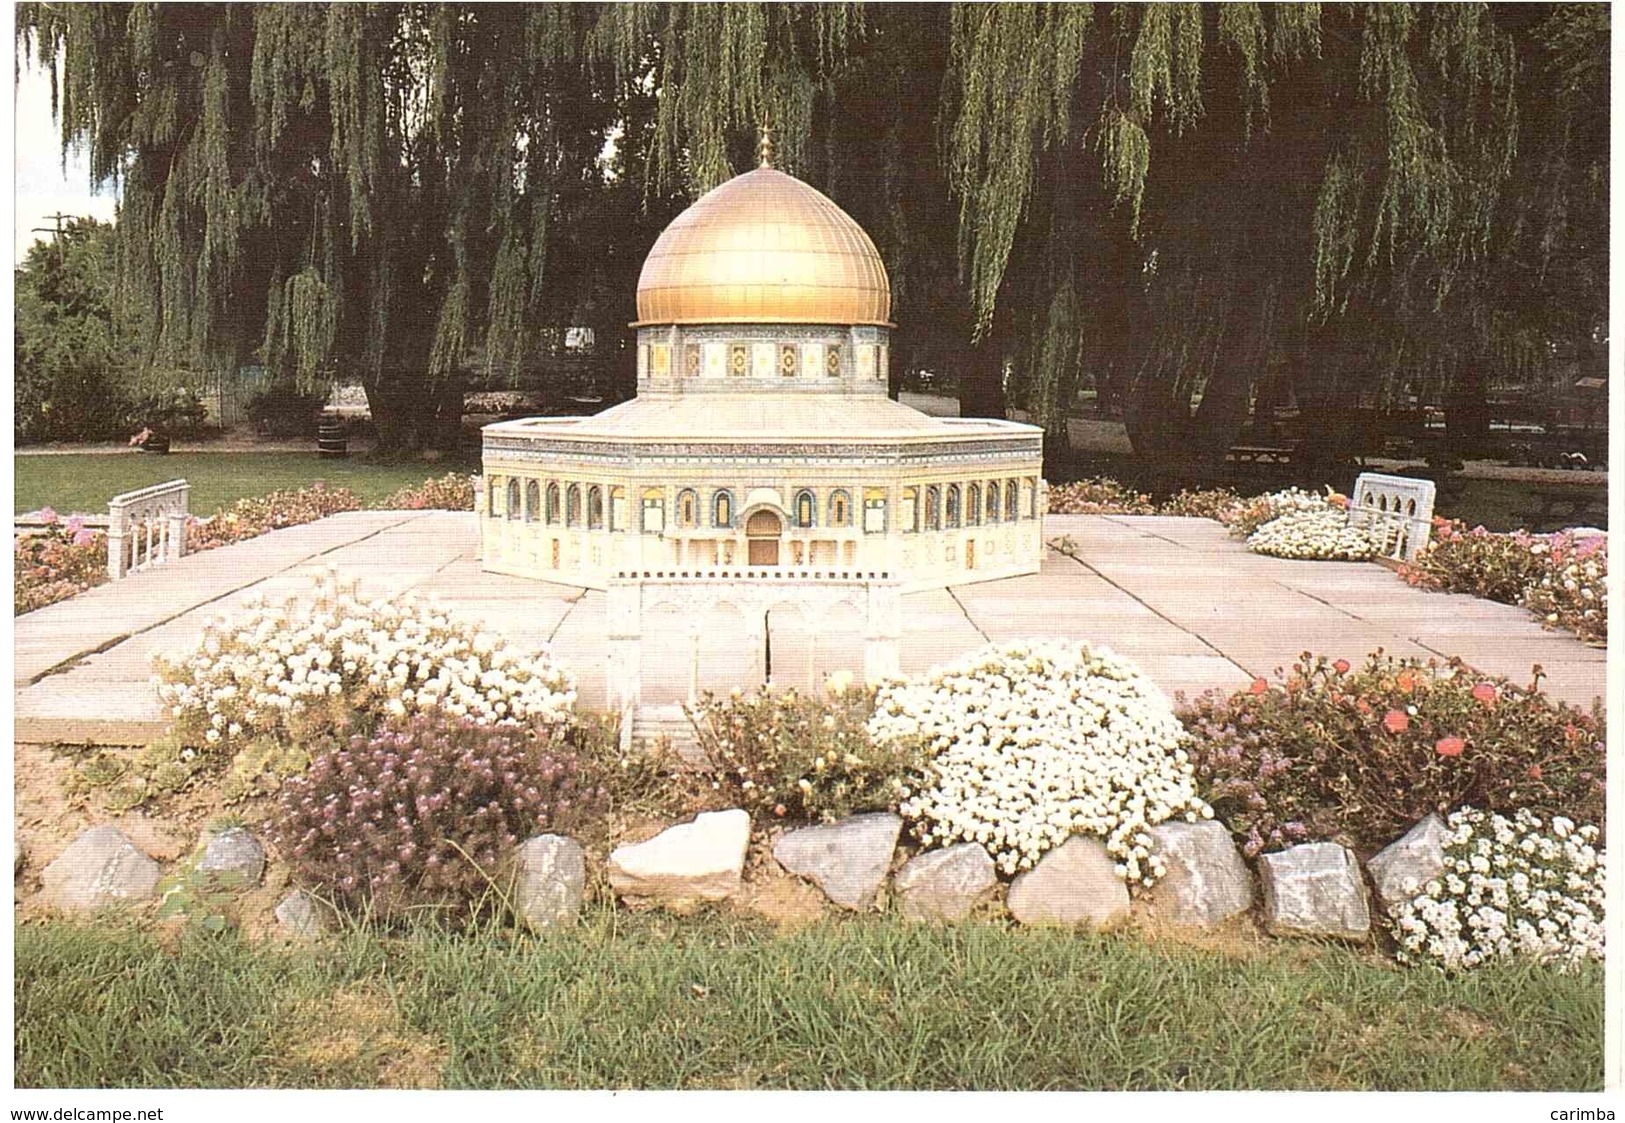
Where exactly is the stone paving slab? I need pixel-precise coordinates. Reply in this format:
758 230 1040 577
13 512 1609 743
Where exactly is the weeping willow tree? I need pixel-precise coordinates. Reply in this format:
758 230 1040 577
18 3 625 450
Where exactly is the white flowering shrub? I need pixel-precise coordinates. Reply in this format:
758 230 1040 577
1248 506 1381 560
1220 486 1330 538
1389 807 1605 972
868 640 1211 882
155 570 577 757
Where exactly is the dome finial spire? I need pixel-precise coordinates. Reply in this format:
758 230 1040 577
758 115 774 169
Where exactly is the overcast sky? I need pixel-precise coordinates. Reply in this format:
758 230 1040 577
13 56 118 264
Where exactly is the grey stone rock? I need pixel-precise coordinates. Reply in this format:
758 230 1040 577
773 813 902 911
894 843 997 921
1259 842 1371 940
197 827 266 887
1139 820 1254 928
1366 813 1450 913
608 809 751 907
1007 836 1129 927
274 890 330 938
513 834 586 931
40 825 162 911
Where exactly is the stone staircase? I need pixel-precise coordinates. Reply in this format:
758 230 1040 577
626 702 708 768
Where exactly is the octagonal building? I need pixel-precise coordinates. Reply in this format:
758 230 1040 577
480 151 1044 592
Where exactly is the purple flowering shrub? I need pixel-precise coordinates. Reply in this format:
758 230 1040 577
270 712 607 917
1180 653 1606 858
15 510 107 615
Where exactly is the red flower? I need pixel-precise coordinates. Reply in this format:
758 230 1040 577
1528 765 1543 781
1435 736 1465 757
1249 677 1269 696
1396 669 1419 694
1333 659 1351 675
1383 709 1410 734
1471 682 1498 707
1356 699 1372 715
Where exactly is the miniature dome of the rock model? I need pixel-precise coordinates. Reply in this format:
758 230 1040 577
634 166 892 327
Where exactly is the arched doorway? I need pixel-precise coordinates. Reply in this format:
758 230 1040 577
745 509 782 566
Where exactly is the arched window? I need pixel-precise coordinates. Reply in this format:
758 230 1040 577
901 487 918 533
713 490 735 528
794 489 817 528
609 486 625 531
829 489 851 527
546 483 561 524
677 488 699 529
1026 477 1039 518
945 484 961 528
1005 480 1020 520
523 480 539 522
987 479 1001 522
487 477 501 516
506 478 521 520
566 483 582 526
587 485 604 530
641 488 665 533
924 485 941 531
863 488 886 533
967 483 982 526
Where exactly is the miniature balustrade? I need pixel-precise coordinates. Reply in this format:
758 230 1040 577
107 480 191 580
1347 472 1436 562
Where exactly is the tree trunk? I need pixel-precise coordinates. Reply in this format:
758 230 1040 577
955 335 1007 419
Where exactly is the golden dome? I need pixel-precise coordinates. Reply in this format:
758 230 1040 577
634 167 892 327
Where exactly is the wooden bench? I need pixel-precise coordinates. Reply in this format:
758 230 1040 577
1227 445 1296 465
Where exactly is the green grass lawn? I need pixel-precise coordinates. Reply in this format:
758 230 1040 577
14 910 1602 1090
14 452 480 516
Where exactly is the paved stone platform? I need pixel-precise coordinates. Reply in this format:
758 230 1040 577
12 512 1607 745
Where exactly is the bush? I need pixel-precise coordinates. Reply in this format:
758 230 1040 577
1521 534 1607 646
15 513 106 615
1181 653 1607 859
1389 807 1604 971
132 386 210 436
1158 487 1243 520
245 381 328 438
188 483 363 551
1248 506 1378 560
687 676 916 823
382 473 477 511
1044 478 1156 515
153 571 576 797
868 640 1209 883
270 713 606 917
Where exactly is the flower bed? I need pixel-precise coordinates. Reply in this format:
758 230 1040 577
1182 653 1606 858
1044 479 1156 515
1218 486 1329 539
1406 521 1608 645
381 472 477 511
15 511 106 615
1247 505 1379 560
1389 807 1604 972
187 483 363 552
869 640 1209 883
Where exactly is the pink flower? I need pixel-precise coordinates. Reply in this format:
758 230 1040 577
1333 659 1351 675
1248 677 1269 696
72 529 96 547
1435 736 1464 758
1382 709 1410 734
1471 682 1498 707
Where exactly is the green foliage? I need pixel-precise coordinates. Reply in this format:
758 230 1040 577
14 219 142 442
1182 653 1607 858
687 682 915 824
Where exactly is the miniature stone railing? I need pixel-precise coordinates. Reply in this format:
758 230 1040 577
1347 472 1436 562
605 569 903 710
107 480 191 580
